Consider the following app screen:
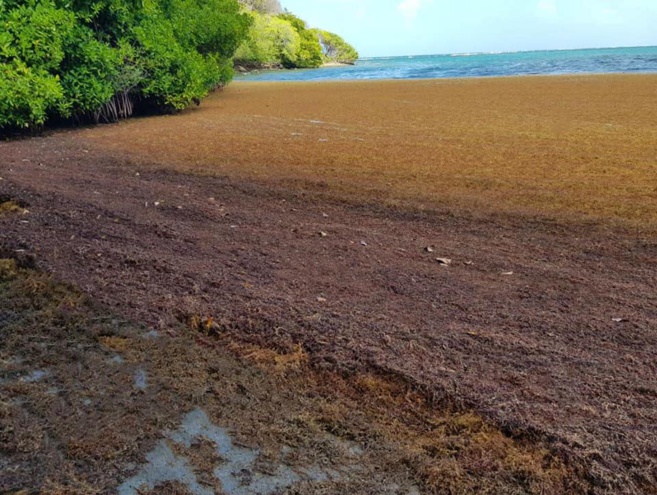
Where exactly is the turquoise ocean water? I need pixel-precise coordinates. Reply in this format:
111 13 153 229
236 46 657 82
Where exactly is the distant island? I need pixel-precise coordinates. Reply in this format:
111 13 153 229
235 0 358 71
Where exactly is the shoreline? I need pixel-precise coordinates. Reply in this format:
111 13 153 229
234 60 354 76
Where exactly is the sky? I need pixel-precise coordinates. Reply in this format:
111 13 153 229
280 0 657 57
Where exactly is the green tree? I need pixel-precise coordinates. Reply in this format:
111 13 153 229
0 63 66 129
133 0 250 111
235 12 301 67
0 0 251 131
234 8 357 71
276 12 322 68
0 1 74 128
293 30 322 68
313 29 359 64
3 0 76 71
277 12 306 32
59 24 121 120
234 11 299 67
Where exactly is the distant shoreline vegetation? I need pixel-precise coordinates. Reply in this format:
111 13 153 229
234 0 358 71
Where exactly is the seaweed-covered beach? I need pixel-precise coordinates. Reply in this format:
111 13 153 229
1 75 656 494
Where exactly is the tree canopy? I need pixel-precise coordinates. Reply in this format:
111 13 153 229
313 29 359 65
234 9 358 69
0 0 251 131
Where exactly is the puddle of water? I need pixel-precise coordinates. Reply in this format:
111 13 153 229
118 408 343 495
118 442 214 495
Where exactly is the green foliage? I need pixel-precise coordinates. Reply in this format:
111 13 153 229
0 62 66 128
276 12 306 33
0 1 72 128
61 0 143 39
60 25 120 117
234 11 299 67
314 29 359 64
3 1 76 71
134 13 204 109
293 29 322 69
133 0 249 110
160 0 250 58
0 0 251 131
236 9 333 69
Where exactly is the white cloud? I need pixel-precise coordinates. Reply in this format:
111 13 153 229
398 0 432 25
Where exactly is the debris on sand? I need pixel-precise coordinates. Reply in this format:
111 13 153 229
0 259 18 279
0 199 28 217
134 368 148 390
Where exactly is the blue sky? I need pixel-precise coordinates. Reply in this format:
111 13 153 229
280 0 657 57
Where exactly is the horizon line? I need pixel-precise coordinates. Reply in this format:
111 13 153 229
358 44 657 60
